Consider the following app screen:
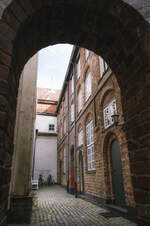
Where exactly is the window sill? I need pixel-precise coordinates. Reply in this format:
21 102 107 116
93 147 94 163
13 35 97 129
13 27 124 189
86 169 96 174
102 123 115 133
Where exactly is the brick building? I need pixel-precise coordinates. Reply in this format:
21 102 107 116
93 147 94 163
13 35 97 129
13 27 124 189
56 46 135 217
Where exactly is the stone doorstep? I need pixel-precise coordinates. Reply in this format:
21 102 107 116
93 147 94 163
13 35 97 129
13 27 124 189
7 225 31 226
107 204 128 213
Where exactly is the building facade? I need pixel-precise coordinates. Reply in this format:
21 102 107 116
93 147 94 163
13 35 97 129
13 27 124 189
56 47 135 216
33 88 60 184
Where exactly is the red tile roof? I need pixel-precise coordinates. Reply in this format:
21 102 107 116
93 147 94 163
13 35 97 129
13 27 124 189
36 88 60 114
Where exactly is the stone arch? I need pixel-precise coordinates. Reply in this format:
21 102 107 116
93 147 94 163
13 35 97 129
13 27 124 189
100 87 115 108
0 0 150 225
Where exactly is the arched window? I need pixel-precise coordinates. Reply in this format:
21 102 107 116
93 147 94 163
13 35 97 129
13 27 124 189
85 72 91 101
86 119 95 171
78 88 82 113
99 56 108 77
78 125 83 147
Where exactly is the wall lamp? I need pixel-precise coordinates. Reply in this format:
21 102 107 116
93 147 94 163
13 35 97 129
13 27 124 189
111 113 126 131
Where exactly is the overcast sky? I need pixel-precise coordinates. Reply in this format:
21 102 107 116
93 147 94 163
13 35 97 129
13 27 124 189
37 44 73 90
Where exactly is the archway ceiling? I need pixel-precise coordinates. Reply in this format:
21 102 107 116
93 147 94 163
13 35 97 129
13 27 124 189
0 0 149 86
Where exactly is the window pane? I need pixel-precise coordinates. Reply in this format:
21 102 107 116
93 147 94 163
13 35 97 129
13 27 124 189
78 89 82 112
99 57 104 77
86 120 95 171
85 72 91 101
103 99 117 129
77 58 80 79
71 75 74 93
71 103 74 122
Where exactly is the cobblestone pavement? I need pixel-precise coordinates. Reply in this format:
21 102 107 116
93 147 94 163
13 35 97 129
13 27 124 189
30 185 136 226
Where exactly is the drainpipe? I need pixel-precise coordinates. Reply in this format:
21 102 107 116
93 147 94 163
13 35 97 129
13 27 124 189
32 129 38 179
72 63 78 198
66 81 70 193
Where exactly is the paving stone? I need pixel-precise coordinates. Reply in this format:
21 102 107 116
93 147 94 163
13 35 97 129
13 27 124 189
8 185 137 226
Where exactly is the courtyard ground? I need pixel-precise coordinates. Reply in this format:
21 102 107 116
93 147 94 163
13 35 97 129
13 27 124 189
8 185 137 226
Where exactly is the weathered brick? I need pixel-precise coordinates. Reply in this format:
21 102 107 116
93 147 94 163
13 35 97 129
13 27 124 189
0 65 9 81
0 50 11 66
132 161 150 175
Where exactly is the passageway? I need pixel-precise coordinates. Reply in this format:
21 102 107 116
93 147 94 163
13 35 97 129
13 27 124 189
8 185 136 226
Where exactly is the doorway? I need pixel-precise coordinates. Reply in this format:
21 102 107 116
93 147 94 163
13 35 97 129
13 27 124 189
79 151 84 193
110 139 125 207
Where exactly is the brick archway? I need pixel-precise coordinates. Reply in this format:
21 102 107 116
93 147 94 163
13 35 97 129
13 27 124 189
0 0 150 225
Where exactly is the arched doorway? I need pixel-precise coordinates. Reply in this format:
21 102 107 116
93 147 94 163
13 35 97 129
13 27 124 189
79 151 84 194
110 139 125 207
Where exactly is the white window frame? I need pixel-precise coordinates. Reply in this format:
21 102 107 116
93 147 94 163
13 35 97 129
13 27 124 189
78 89 82 113
85 72 91 101
99 56 108 78
77 56 80 79
78 129 83 147
71 74 74 94
71 103 74 122
103 99 117 129
86 120 95 171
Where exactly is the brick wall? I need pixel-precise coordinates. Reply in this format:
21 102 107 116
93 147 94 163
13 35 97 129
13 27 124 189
57 49 135 208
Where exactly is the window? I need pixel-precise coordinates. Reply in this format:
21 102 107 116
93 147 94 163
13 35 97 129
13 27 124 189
86 49 90 59
85 72 91 101
71 74 74 94
99 56 108 77
86 120 95 171
78 88 82 113
103 99 117 129
71 103 74 122
64 148 66 174
77 57 80 79
78 129 83 147
49 124 55 131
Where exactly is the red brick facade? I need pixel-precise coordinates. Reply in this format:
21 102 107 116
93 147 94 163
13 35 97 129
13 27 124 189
57 47 135 212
